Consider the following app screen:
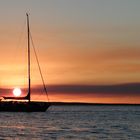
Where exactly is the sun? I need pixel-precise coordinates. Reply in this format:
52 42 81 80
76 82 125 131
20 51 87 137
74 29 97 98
13 88 22 97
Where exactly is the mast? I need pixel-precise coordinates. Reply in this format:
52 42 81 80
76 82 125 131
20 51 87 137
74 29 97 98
26 13 31 102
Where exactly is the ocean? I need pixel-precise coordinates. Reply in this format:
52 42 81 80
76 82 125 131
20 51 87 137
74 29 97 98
0 105 140 140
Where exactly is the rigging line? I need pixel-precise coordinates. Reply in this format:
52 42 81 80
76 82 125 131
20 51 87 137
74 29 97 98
30 31 50 102
16 18 26 52
12 18 26 63
8 17 27 88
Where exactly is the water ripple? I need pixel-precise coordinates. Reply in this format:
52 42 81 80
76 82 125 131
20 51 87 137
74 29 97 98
0 105 139 139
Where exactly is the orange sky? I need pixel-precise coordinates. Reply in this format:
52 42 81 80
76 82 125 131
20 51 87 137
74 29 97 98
0 1 140 103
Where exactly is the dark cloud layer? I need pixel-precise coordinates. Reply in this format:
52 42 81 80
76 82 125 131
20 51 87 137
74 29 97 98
1 83 140 96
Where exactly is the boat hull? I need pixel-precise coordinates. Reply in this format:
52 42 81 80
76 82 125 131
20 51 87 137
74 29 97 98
0 101 50 112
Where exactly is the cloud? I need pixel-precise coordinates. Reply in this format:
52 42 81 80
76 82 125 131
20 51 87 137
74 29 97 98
48 83 140 94
1 83 140 97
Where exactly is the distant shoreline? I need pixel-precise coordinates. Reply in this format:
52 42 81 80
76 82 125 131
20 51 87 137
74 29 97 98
50 102 140 106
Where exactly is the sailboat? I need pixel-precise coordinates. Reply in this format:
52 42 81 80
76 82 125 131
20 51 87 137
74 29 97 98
0 13 50 112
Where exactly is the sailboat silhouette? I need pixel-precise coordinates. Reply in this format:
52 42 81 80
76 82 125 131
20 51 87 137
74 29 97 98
0 13 50 112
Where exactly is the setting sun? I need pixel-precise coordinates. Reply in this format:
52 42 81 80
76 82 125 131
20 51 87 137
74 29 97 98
13 88 22 97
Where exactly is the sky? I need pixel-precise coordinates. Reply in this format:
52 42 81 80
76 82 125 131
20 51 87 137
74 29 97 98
0 0 140 103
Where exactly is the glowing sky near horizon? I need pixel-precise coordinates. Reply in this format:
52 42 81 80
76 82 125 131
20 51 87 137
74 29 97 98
0 0 140 103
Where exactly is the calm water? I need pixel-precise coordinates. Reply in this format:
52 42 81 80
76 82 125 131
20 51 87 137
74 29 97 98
0 105 140 140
